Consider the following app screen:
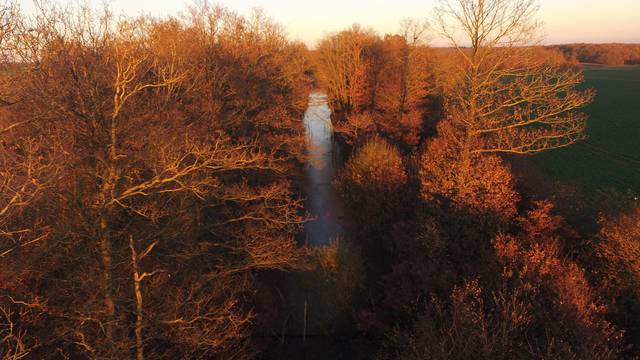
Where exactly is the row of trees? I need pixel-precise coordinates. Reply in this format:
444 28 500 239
552 43 640 66
322 0 640 359
1 1 310 358
314 21 432 149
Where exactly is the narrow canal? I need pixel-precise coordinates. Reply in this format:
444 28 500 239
303 91 343 246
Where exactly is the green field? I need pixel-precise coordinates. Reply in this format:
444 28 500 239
530 67 640 198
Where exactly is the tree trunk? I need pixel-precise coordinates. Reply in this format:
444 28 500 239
129 236 145 360
99 211 115 340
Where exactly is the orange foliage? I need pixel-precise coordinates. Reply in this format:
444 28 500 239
598 207 640 294
553 44 640 66
315 24 432 149
595 207 640 352
380 202 622 360
314 25 380 114
337 136 408 225
419 120 519 218
0 3 307 358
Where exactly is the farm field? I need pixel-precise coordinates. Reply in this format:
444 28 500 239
530 66 640 198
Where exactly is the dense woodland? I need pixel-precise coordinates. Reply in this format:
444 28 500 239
1 0 639 359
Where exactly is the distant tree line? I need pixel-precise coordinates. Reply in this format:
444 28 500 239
550 43 640 66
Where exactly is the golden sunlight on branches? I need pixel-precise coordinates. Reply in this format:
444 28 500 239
0 0 637 358
434 0 593 156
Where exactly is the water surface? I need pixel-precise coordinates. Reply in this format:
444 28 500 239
303 92 343 246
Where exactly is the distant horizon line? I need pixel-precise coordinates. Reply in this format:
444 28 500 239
426 42 640 48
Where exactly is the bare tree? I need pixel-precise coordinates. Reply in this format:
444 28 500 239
1 302 31 360
0 136 57 258
128 236 159 360
315 22 433 148
0 1 61 264
0 0 20 109
433 0 593 158
2 3 307 358
315 25 380 114
375 20 431 146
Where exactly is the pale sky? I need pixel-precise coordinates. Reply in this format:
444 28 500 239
19 0 640 47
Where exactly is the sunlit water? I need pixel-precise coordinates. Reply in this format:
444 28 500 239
304 91 343 246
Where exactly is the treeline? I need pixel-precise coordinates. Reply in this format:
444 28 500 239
550 43 640 66
2 0 640 359
313 21 432 149
311 1 640 359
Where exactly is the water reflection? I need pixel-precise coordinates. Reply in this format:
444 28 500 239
304 91 343 246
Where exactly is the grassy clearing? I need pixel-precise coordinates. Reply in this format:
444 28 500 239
530 67 640 198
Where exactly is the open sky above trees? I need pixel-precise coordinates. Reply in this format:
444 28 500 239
17 0 640 46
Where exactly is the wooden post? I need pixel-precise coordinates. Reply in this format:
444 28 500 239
303 298 307 345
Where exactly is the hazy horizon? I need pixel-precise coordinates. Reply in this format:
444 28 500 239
18 0 639 47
